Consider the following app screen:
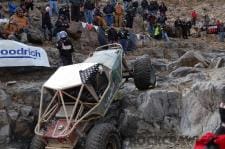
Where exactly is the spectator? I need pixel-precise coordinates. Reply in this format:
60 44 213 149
93 7 107 28
159 2 167 16
191 10 197 25
42 6 52 41
148 14 156 35
174 17 182 38
24 0 33 12
123 0 132 11
103 1 114 26
2 19 19 39
70 0 82 21
54 15 70 36
10 8 29 32
181 20 188 39
0 3 4 18
204 14 210 29
152 1 159 16
107 25 118 43
8 0 17 16
157 13 167 26
218 22 225 42
114 2 124 27
125 3 136 28
49 0 58 16
186 19 192 36
118 25 129 53
141 0 149 10
84 0 95 24
59 5 70 22
56 31 74 66
161 25 169 41
148 1 154 15
97 26 107 46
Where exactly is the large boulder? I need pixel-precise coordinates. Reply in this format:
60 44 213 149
168 51 210 70
169 67 200 78
180 81 225 137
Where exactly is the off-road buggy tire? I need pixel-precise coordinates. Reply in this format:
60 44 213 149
85 123 121 149
30 135 46 149
133 55 156 90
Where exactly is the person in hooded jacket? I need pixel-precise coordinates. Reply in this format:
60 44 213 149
56 31 74 66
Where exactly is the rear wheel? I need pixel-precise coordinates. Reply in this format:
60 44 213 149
133 55 156 90
30 135 46 149
85 123 121 149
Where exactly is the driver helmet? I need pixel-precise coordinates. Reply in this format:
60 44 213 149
57 31 68 41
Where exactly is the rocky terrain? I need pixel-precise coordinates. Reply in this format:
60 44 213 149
1 0 225 149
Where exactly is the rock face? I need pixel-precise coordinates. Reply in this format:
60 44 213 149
180 81 225 137
120 83 181 137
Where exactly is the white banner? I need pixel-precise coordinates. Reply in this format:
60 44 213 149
0 40 50 67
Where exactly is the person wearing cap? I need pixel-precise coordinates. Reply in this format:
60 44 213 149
56 31 74 66
42 6 52 41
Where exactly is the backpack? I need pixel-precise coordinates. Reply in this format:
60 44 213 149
115 5 123 15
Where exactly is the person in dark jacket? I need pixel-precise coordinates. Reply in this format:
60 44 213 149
186 20 192 36
118 25 129 52
103 1 114 26
181 20 188 39
42 6 52 41
152 1 159 16
59 5 70 22
54 15 69 36
70 0 82 21
174 17 183 38
107 25 118 43
157 14 167 26
159 2 167 16
24 0 33 12
56 31 74 66
141 0 148 10
125 4 136 28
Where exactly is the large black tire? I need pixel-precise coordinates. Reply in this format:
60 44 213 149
30 135 46 149
133 55 156 90
85 123 121 149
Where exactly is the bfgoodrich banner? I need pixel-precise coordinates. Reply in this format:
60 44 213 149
0 40 50 67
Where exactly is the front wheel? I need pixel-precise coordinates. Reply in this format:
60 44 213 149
133 54 156 90
85 123 121 149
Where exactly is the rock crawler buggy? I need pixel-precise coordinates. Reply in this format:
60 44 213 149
30 44 156 149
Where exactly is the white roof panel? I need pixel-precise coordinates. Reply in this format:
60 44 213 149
43 63 96 90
